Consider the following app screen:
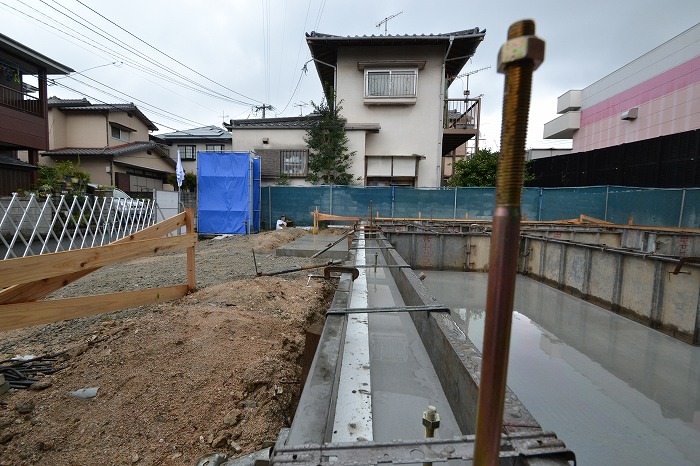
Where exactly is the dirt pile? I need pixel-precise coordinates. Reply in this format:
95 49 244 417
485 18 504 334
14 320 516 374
0 229 334 465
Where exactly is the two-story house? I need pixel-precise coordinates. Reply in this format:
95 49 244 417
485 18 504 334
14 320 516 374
226 28 485 188
0 33 72 195
41 97 175 192
151 125 233 176
306 28 485 187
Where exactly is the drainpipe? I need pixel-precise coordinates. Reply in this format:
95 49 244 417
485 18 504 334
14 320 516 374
473 20 544 466
436 36 455 187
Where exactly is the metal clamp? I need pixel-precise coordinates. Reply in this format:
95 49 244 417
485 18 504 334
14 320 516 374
324 266 359 281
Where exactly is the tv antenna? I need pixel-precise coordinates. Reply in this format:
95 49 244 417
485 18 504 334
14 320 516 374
294 102 308 116
456 66 491 96
376 11 402 35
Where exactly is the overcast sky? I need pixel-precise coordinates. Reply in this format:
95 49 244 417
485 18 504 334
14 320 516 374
2 0 698 150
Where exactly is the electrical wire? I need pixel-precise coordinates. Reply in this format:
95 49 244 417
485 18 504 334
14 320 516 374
41 0 257 106
71 0 264 105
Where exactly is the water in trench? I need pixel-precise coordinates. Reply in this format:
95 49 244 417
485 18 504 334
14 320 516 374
421 271 700 465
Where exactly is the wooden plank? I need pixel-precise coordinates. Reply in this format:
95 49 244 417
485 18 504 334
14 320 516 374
0 234 196 289
185 208 196 291
0 285 189 331
0 213 191 304
116 212 187 242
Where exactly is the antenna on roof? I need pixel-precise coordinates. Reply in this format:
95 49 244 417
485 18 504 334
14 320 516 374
376 11 403 35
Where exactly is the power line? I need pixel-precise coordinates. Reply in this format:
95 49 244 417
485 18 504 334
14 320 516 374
71 0 264 105
35 0 259 107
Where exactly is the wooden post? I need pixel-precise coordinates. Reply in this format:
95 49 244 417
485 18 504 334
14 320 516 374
185 208 196 292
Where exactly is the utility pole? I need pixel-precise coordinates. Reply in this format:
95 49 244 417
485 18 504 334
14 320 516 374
376 11 402 35
253 104 274 118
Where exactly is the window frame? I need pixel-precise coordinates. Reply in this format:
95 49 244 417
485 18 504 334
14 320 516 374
364 68 418 99
178 145 197 161
280 149 308 177
110 125 131 142
205 144 225 152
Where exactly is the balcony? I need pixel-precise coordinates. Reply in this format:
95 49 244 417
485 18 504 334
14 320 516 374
442 98 480 155
0 83 42 116
543 112 581 139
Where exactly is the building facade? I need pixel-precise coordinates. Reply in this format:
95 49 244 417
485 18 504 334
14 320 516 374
544 23 700 153
152 125 233 176
306 29 485 187
41 98 174 192
0 33 72 195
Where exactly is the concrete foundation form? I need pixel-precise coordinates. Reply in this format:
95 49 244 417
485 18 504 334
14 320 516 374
276 228 574 465
382 220 700 345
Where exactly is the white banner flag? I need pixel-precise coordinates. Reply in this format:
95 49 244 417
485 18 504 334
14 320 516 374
176 150 185 188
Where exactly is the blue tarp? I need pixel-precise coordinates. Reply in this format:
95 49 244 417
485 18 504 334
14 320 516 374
197 152 260 234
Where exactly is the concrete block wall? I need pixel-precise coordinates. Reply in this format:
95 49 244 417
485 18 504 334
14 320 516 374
387 229 700 345
522 235 700 345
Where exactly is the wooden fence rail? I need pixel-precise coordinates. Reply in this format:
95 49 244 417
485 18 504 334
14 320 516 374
0 209 196 331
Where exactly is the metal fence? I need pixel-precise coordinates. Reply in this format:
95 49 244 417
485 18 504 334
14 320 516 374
261 185 700 230
0 193 157 260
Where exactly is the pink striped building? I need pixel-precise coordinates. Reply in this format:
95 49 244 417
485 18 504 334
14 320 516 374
544 23 700 153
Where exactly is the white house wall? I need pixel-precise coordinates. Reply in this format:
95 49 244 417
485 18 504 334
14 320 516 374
232 128 307 153
336 45 445 187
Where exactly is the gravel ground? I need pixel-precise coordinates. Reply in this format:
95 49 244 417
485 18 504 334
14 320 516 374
0 228 337 465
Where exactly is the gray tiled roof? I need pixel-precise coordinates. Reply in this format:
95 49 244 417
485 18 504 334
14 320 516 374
48 98 158 131
156 125 231 140
225 115 322 130
42 141 167 158
306 28 485 102
0 154 37 169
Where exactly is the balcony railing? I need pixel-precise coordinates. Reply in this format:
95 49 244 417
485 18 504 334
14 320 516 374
444 98 480 130
0 83 41 116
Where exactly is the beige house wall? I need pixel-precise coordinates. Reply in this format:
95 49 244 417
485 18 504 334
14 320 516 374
117 152 173 172
336 44 445 187
108 112 151 143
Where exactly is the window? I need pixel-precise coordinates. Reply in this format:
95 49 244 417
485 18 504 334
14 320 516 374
205 144 225 152
281 150 308 177
110 126 131 142
365 69 417 98
178 145 196 161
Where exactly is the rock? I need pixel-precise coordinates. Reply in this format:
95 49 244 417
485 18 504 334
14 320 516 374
68 387 99 399
131 453 139 463
212 432 230 448
0 375 9 395
30 379 53 391
15 401 35 414
229 441 243 454
223 410 243 427
171 452 182 459
0 432 14 444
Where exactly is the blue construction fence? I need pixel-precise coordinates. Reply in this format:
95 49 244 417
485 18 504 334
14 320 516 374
261 185 700 230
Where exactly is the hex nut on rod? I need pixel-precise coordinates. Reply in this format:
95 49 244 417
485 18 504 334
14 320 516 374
422 405 440 437
497 35 545 73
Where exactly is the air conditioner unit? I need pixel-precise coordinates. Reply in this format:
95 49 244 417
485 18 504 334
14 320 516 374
621 107 638 120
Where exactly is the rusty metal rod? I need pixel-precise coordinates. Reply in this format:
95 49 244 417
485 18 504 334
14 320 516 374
256 259 342 277
473 19 544 466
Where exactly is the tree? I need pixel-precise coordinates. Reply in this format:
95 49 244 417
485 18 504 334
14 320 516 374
447 148 534 187
167 172 197 192
304 96 355 185
37 161 90 195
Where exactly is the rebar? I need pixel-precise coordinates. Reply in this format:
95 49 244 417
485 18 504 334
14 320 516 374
473 19 544 466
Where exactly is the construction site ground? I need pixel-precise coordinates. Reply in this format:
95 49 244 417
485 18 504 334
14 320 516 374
0 228 335 466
